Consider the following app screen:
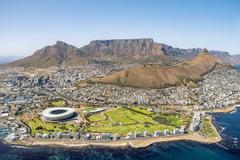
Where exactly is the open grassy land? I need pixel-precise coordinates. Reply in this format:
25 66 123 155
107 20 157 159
86 107 190 135
28 118 79 136
88 114 107 122
200 116 218 138
50 100 66 107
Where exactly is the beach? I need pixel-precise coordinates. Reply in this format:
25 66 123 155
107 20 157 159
204 105 238 113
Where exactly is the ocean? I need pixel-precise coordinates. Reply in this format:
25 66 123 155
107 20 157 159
0 109 240 160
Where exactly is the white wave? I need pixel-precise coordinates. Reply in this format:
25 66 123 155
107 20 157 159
220 126 226 131
230 109 237 114
12 145 29 149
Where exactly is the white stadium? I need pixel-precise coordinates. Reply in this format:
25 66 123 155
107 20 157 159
42 107 75 121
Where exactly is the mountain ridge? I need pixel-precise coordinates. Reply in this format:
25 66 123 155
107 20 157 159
89 52 230 89
2 38 234 68
5 41 89 68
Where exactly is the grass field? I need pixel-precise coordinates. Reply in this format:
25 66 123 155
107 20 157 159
28 118 79 136
200 116 218 138
88 114 107 122
86 107 190 135
50 100 66 107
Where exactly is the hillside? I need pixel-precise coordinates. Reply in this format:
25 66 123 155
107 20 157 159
79 38 173 65
162 45 232 62
3 38 234 68
90 52 224 88
80 38 165 57
80 38 232 63
5 41 88 68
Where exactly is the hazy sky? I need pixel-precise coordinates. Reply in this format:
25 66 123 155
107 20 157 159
1 0 240 56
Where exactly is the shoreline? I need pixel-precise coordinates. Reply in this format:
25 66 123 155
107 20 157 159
204 105 238 113
7 105 238 149
10 132 221 149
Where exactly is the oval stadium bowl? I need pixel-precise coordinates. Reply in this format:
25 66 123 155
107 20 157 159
42 107 75 121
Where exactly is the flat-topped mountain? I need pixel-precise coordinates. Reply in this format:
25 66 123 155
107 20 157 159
3 38 234 68
79 38 172 65
90 52 228 88
80 38 165 57
81 38 231 62
4 39 170 68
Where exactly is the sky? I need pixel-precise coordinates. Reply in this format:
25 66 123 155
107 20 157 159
0 0 240 57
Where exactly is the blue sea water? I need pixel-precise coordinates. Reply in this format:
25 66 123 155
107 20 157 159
235 64 240 69
1 109 240 160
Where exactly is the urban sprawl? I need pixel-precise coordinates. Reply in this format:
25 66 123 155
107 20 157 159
0 64 239 143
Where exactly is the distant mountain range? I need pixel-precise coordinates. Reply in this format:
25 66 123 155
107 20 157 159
2 38 238 68
231 54 240 64
0 55 22 64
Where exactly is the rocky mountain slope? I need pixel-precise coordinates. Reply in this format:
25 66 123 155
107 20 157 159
3 38 234 68
162 45 232 62
80 38 164 57
80 38 172 65
90 51 228 88
5 41 89 68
